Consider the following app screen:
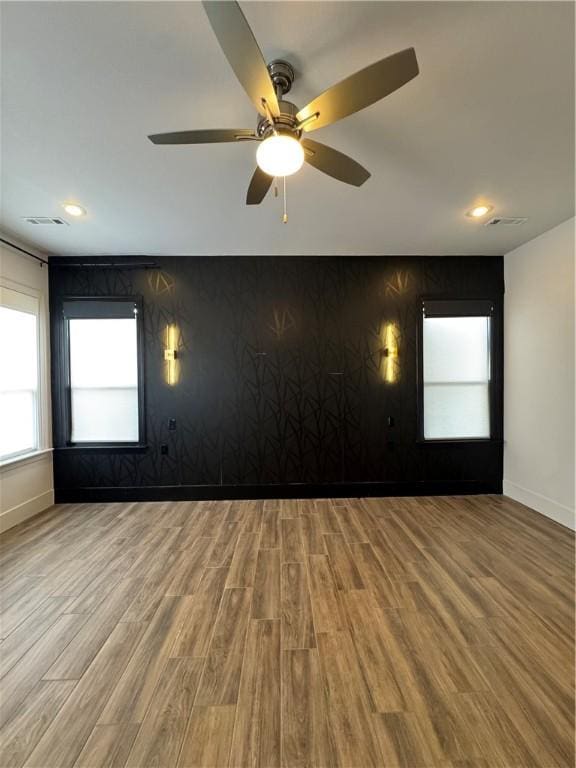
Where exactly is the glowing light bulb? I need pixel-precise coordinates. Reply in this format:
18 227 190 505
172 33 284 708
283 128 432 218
63 203 86 217
256 135 304 177
467 205 493 218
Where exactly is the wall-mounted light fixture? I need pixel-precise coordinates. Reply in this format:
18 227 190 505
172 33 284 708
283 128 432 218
164 323 180 386
381 322 400 384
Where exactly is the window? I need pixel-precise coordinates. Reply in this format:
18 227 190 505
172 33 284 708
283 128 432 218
0 287 39 460
63 299 143 445
420 299 493 440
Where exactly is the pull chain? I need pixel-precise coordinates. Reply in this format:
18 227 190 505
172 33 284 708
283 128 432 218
282 176 288 224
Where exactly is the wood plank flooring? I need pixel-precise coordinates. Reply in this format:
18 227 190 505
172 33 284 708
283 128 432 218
0 495 573 767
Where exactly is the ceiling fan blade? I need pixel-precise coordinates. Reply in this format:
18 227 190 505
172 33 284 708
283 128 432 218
246 167 273 205
302 139 370 187
296 47 419 132
148 129 257 145
202 1 280 118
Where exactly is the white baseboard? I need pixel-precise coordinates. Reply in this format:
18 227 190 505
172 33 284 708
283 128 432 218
0 489 54 534
503 479 575 531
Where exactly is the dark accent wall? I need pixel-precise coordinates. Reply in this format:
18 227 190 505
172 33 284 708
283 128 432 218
49 255 504 501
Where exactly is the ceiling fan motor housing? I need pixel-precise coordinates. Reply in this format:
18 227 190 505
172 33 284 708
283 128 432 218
256 60 302 140
257 99 301 140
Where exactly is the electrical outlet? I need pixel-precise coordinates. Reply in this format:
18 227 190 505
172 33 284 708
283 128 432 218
168 419 176 431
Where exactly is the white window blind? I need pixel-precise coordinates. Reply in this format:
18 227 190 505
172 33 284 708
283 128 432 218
0 287 39 460
69 315 139 443
423 313 491 440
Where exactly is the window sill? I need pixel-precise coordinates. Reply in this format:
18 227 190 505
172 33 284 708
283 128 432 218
55 444 149 455
0 448 53 471
416 438 503 446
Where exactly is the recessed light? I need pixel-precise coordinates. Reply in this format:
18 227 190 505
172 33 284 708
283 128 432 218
466 204 493 219
63 203 86 217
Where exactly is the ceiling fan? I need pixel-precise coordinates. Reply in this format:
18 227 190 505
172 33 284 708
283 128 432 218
148 1 419 206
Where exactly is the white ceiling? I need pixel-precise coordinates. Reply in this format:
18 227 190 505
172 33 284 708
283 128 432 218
1 1 574 257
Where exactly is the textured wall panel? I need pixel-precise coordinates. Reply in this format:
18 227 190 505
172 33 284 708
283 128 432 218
49 256 503 497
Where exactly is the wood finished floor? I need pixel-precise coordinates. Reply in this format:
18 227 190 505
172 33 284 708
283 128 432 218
0 495 573 768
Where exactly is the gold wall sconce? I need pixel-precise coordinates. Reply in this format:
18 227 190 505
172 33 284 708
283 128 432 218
164 323 180 386
381 322 400 384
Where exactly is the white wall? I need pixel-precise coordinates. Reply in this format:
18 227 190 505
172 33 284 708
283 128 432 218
504 217 575 529
0 240 54 533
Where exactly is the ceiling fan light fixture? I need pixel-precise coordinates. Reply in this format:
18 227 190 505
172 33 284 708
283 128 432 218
151 3 419 207
256 135 304 178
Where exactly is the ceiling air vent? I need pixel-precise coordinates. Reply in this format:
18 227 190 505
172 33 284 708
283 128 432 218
24 217 69 225
485 216 528 227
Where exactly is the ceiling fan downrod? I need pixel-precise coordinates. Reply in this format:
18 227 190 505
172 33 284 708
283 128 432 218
267 60 295 98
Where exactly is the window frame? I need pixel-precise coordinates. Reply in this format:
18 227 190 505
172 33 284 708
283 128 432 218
0 285 41 461
416 297 502 444
61 296 146 450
